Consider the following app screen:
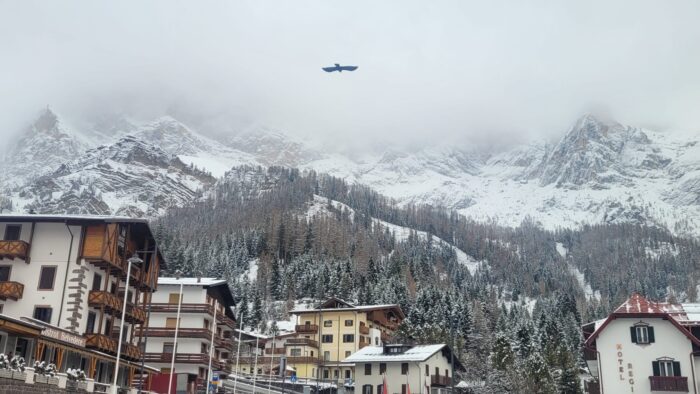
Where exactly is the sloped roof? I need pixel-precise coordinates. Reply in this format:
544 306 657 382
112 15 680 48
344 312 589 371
158 277 227 286
344 344 446 363
583 293 700 348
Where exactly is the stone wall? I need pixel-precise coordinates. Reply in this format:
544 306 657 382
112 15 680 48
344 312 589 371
0 377 87 394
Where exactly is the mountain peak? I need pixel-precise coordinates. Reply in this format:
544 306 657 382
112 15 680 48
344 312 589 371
30 106 61 135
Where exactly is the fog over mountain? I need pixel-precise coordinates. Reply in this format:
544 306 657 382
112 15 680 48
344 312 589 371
2 0 700 151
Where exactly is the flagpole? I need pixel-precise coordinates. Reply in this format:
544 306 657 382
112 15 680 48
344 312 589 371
233 311 244 393
206 299 218 393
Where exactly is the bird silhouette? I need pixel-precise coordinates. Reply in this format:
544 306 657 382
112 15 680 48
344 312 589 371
322 63 358 73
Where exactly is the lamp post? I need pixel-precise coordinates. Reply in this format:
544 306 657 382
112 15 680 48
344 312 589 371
206 299 218 394
167 270 184 394
112 253 142 394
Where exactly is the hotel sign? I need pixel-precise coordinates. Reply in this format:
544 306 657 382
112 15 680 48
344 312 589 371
615 343 635 392
42 326 86 348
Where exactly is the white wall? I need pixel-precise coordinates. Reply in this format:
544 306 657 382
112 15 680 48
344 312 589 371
0 222 80 325
596 317 697 394
352 349 453 394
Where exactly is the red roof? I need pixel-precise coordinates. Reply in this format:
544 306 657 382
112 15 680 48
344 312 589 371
584 293 700 349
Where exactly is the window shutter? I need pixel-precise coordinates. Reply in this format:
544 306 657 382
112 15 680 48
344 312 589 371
673 361 681 376
630 326 638 343
652 361 660 376
648 326 655 343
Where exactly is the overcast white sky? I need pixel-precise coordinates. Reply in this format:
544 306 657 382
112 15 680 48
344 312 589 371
1 0 699 148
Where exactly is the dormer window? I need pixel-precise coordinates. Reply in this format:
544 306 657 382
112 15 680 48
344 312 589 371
630 323 655 344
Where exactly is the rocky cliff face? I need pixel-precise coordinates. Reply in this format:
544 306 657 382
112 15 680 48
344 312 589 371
2 109 699 234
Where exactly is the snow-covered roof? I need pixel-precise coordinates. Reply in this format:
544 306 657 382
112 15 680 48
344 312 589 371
0 213 148 223
290 304 403 316
158 277 227 287
343 344 446 363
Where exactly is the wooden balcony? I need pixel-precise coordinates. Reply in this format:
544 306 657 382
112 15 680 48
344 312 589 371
85 333 117 354
649 376 688 392
217 314 237 329
285 338 319 348
238 356 318 365
381 332 390 342
147 327 212 339
359 340 370 349
89 291 146 324
150 303 213 314
85 333 141 361
359 325 370 335
143 353 223 369
295 324 318 334
88 291 121 313
584 380 600 394
0 240 30 262
214 336 234 350
431 375 452 387
0 281 23 301
265 348 285 355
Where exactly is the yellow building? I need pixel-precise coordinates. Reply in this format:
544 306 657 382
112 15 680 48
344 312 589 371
288 298 405 383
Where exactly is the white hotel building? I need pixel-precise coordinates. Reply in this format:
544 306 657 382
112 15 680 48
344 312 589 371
583 293 700 394
0 214 165 390
144 277 236 394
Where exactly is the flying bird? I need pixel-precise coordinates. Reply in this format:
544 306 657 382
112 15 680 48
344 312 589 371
322 63 358 73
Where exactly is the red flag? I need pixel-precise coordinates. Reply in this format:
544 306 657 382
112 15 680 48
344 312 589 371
407 383 411 394
382 374 388 394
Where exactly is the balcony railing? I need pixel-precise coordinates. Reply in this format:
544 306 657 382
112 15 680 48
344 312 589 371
359 325 370 335
649 376 688 392
150 303 214 314
88 291 146 324
431 375 452 387
0 281 24 300
265 348 286 355
359 340 370 349
285 338 319 348
238 356 318 365
295 324 319 334
147 327 212 339
143 353 223 369
217 314 237 329
0 241 30 262
85 333 117 354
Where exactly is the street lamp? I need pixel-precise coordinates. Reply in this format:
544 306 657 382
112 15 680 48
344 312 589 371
112 253 142 394
167 270 184 394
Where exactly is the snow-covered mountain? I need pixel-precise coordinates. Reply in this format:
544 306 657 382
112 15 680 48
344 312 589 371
2 109 699 234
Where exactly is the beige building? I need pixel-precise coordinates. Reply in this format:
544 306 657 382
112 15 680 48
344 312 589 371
344 343 463 394
288 298 404 382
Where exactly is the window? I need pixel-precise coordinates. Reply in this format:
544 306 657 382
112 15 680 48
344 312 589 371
362 385 372 394
91 273 102 291
425 364 429 376
364 363 372 375
291 348 302 357
38 266 57 290
324 351 330 361
201 343 208 353
402 384 407 394
345 351 351 358
375 337 379 345
401 363 408 375
168 293 181 304
104 319 112 335
380 363 386 374
0 266 10 282
204 319 210 329
324 320 333 327
343 334 355 343
446 369 449 377
322 334 333 343
86 312 96 334
33 306 52 323
345 370 351 379
323 369 329 379
166 318 180 328
631 324 655 344
653 359 681 377
334 369 339 378
3 225 21 241
163 343 174 353
345 320 353 326
377 385 383 394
